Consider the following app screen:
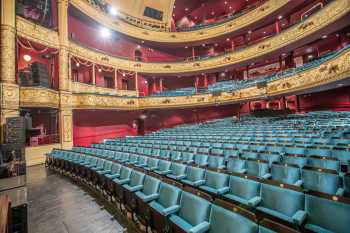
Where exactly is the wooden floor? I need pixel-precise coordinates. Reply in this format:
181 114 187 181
27 165 126 233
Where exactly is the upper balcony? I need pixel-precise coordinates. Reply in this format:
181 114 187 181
69 0 299 45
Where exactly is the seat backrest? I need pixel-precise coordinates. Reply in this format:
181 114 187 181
246 160 269 177
194 155 208 166
204 170 229 189
302 169 341 195
283 155 308 168
143 176 161 195
227 158 246 173
129 170 145 187
120 166 132 179
158 160 171 171
308 157 340 172
148 158 159 167
228 176 260 200
260 184 304 217
171 163 187 176
208 156 224 169
158 183 182 208
305 194 350 233
209 204 258 233
111 163 121 174
186 166 205 182
271 164 300 185
344 174 350 196
103 161 112 170
178 192 211 226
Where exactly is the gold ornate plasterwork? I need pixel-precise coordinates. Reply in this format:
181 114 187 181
0 83 20 109
16 17 60 48
68 0 350 74
71 81 137 97
1 24 16 83
66 47 349 109
20 87 60 108
69 0 289 43
15 0 350 74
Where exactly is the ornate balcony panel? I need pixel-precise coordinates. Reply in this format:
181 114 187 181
70 0 289 43
68 0 350 74
20 87 60 108
71 81 137 97
65 47 350 110
16 17 60 48
16 0 350 74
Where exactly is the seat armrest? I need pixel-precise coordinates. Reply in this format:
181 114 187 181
292 210 307 226
240 169 247 174
217 187 230 195
336 188 345 196
247 196 261 207
187 160 194 164
177 174 186 180
294 180 303 187
262 173 272 179
143 194 160 202
128 185 144 192
117 178 130 185
193 180 206 186
161 205 180 216
189 221 210 233
218 165 226 170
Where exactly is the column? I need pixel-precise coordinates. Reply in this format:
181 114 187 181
135 72 139 97
0 0 19 143
275 21 281 34
58 0 73 149
160 78 163 92
114 69 118 90
92 64 96 85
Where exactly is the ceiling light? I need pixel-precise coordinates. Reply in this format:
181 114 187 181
76 63 80 67
322 35 328 39
98 68 102 72
23 54 31 62
108 7 118 16
278 15 283 20
308 55 314 59
136 45 141 49
248 30 252 34
185 8 189 11
226 38 230 41
100 27 111 38
122 73 126 77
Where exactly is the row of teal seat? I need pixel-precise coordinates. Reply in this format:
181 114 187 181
47 149 350 233
71 146 348 196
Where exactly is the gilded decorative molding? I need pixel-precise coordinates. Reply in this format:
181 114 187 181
71 81 137 97
16 0 350 74
0 25 16 83
19 87 60 108
67 47 350 109
69 0 289 43
67 0 350 74
0 83 19 109
16 17 60 48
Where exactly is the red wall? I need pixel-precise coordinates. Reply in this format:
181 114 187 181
73 104 238 146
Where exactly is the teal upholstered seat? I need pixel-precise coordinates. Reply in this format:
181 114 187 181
167 163 187 180
105 163 121 179
283 155 308 168
135 176 161 202
127 154 139 165
208 204 258 233
182 152 195 164
123 170 145 192
96 161 113 175
259 153 281 166
246 160 271 179
207 156 225 170
302 169 343 195
113 166 132 185
308 157 340 172
169 192 211 233
194 155 209 167
144 158 159 171
199 170 229 195
304 194 350 233
271 164 302 186
182 166 205 187
149 183 182 216
227 158 246 174
224 176 261 206
154 160 172 175
135 156 148 167
256 184 306 225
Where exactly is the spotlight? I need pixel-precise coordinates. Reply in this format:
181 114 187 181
100 27 111 38
23 54 31 62
109 7 118 16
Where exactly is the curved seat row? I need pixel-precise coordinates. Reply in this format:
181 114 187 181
47 150 350 233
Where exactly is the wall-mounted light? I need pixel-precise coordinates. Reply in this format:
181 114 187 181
100 27 111 38
98 68 102 72
122 73 126 77
108 6 118 16
23 54 32 62
76 62 80 67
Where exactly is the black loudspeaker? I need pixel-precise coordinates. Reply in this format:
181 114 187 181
257 81 267 89
5 117 26 145
30 62 50 88
11 203 28 233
